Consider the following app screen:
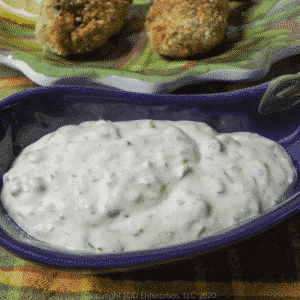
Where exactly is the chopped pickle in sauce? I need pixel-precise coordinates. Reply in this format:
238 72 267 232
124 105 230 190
1 120 297 253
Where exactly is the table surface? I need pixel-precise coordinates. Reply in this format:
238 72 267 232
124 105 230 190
2 56 300 299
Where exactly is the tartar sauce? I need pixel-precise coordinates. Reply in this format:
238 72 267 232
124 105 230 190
1 119 297 253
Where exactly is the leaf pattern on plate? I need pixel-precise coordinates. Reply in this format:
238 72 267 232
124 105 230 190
1 0 300 92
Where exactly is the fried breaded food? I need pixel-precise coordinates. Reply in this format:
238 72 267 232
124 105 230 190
35 0 133 57
145 0 230 58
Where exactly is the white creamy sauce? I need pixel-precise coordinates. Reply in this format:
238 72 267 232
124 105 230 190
1 119 297 253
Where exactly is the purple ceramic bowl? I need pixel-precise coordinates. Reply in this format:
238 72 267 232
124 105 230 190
0 85 299 273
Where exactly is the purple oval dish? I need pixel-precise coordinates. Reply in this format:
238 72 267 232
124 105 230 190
0 85 299 273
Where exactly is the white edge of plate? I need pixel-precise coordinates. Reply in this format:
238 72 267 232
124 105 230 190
2 42 300 94
0 54 265 93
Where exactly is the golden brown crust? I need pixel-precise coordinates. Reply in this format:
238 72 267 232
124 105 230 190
145 0 230 58
35 0 133 57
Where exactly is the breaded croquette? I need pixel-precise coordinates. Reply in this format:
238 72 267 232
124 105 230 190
35 0 133 57
146 0 229 58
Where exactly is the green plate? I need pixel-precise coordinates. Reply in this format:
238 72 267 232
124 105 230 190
1 0 300 93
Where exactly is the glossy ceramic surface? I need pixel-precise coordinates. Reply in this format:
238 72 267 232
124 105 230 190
0 86 299 272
